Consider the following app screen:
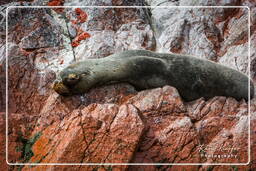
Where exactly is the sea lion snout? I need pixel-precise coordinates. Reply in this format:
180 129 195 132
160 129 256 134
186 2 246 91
52 80 71 96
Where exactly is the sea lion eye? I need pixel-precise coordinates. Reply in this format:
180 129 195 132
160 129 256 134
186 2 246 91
68 73 79 80
81 71 89 77
81 73 87 77
63 73 80 86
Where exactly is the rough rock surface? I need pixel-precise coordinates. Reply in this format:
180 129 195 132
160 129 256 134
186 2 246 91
23 104 144 170
0 0 256 171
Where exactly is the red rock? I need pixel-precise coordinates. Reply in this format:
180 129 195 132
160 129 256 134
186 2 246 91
22 104 144 170
0 112 8 171
0 112 38 170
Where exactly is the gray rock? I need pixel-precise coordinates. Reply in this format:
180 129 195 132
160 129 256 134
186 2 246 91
114 20 155 51
75 30 116 60
219 43 249 74
151 7 223 60
19 24 61 50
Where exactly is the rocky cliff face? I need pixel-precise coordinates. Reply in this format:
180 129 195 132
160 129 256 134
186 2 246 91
0 0 256 171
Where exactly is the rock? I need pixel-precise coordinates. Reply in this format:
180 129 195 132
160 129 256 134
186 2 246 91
5 8 75 116
0 43 5 112
33 83 137 134
151 7 223 60
251 33 256 82
0 113 8 171
219 43 249 74
0 0 256 170
23 104 144 170
150 2 250 70
114 20 156 52
17 85 253 171
75 30 116 60
0 112 38 171
7 43 54 114
70 6 155 60
19 15 62 50
127 86 186 115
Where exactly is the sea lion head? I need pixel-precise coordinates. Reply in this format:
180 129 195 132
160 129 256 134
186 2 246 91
53 62 95 96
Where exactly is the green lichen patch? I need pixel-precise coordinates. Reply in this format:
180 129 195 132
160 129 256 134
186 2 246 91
15 132 42 171
16 132 42 164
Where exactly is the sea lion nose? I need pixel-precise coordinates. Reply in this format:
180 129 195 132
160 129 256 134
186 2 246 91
52 79 60 89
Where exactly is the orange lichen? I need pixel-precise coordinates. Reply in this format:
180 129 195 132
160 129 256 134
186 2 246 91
75 8 88 23
69 8 90 47
71 32 91 47
71 41 80 47
30 135 50 162
47 0 64 6
78 32 90 41
47 0 65 13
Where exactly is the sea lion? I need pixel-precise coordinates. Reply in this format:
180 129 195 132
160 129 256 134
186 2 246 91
53 50 254 101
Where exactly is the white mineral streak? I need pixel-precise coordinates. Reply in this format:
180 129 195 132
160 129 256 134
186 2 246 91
115 20 154 52
231 115 248 136
158 117 192 142
75 30 115 60
0 44 5 63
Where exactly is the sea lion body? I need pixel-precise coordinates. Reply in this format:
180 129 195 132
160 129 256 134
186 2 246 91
53 50 254 101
